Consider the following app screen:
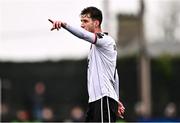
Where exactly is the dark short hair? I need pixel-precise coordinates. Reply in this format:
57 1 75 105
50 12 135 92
80 6 103 27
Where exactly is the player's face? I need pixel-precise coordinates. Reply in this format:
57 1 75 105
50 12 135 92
80 14 95 33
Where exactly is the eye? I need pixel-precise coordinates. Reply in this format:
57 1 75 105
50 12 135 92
81 17 89 24
81 20 84 22
84 20 88 23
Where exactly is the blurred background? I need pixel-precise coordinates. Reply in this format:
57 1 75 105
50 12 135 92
0 0 180 122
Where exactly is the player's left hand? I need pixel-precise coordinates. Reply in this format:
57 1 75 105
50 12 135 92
117 101 125 119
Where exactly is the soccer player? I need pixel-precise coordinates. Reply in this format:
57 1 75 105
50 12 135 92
49 6 125 122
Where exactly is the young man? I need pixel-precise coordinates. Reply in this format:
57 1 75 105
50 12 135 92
49 6 125 122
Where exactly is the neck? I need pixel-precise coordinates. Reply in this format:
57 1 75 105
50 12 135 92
94 27 102 33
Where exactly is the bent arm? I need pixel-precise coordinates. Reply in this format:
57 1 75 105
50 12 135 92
62 23 97 44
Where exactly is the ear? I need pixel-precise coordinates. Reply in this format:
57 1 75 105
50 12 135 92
94 20 100 27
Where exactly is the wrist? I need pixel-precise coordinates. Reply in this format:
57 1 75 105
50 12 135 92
61 22 67 28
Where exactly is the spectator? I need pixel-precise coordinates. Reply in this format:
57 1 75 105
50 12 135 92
163 102 178 121
15 109 29 122
42 106 54 121
31 81 46 121
70 106 85 122
0 103 10 121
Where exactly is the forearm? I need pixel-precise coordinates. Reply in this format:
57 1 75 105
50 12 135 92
62 23 96 43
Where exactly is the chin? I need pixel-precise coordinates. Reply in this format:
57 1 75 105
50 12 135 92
88 29 93 33
85 28 93 33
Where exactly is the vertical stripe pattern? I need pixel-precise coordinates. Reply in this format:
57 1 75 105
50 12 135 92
107 97 111 123
101 98 103 123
